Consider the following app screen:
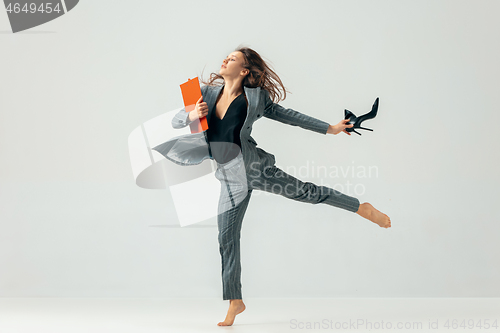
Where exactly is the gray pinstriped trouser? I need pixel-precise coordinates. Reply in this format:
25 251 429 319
214 152 360 300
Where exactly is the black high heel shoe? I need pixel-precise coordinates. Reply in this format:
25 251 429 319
344 97 379 135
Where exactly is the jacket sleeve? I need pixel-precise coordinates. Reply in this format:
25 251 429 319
171 85 208 129
262 89 330 135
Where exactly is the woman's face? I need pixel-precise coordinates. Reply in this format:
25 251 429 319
219 51 248 79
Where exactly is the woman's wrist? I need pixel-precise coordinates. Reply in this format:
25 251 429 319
327 124 338 135
188 110 196 122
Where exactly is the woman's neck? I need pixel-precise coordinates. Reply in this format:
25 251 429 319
222 79 244 98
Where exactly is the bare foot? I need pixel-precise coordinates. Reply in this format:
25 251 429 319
217 299 246 326
356 202 391 228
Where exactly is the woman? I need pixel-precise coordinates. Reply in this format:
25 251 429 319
154 46 391 326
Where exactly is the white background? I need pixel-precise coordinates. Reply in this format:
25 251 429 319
1 0 499 298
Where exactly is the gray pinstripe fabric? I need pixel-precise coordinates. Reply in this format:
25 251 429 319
152 83 360 300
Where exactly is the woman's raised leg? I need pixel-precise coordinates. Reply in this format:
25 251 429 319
250 165 360 212
250 165 391 228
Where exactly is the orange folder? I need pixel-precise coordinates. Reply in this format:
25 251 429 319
180 77 208 133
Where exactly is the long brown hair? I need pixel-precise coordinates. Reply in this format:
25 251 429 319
199 46 289 103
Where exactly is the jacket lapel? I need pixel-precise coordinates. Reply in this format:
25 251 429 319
243 85 260 120
205 84 260 126
205 84 224 125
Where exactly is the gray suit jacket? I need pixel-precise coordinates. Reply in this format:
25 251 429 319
152 84 330 178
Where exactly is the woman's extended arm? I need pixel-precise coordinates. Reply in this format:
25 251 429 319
262 90 329 134
263 89 353 135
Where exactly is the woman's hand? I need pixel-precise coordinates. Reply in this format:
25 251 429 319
327 119 354 135
188 96 208 121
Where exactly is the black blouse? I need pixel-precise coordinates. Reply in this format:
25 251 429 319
206 93 247 164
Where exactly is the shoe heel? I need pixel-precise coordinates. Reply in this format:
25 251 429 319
352 129 362 135
358 126 373 131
